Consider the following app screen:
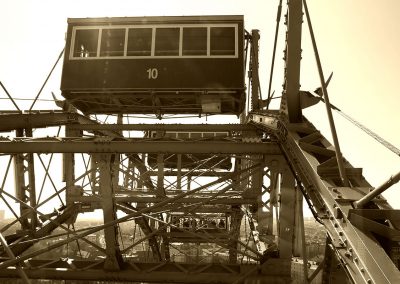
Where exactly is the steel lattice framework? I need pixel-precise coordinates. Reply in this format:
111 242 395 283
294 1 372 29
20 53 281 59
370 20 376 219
1 1 400 284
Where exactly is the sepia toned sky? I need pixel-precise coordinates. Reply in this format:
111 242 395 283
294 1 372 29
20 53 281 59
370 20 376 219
0 0 399 215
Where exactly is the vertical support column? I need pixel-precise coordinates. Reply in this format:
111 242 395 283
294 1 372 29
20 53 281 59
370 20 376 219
156 154 165 197
250 29 260 111
244 155 263 198
64 126 77 205
229 158 245 263
228 206 243 264
282 0 303 122
113 153 121 189
161 215 171 261
90 154 99 193
268 170 280 236
293 187 304 257
13 128 37 231
176 154 182 190
25 128 37 230
187 175 192 191
13 141 29 229
155 154 169 260
257 182 273 239
132 154 148 190
278 167 296 258
124 157 135 189
114 115 122 188
98 154 122 270
137 159 144 189
234 156 245 193
294 186 309 282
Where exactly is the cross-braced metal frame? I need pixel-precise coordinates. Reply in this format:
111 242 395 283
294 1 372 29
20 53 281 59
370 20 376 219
1 1 400 284
0 112 297 283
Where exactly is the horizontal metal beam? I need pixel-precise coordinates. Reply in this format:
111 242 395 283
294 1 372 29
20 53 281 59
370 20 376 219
68 123 258 132
0 140 281 154
0 112 120 137
0 260 262 284
0 112 79 131
0 112 259 133
71 194 257 205
148 170 231 177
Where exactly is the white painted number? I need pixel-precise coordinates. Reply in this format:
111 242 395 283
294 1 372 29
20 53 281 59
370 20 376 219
147 68 158 79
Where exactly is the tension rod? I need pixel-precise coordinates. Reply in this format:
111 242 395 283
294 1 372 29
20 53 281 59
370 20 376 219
267 0 283 108
354 170 400 208
302 0 349 187
0 81 20 111
29 48 64 111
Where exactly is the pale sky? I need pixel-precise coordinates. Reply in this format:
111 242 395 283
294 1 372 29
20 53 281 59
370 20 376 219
0 0 399 214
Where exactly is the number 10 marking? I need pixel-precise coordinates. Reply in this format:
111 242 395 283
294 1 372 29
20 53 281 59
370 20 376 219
147 68 158 79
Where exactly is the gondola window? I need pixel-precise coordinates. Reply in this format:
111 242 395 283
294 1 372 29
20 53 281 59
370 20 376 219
73 29 99 58
182 27 207 56
155 28 180 56
100 28 125 57
210 27 235 55
127 28 152 56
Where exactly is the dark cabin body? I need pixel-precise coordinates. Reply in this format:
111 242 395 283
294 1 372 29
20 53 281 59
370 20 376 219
60 15 245 115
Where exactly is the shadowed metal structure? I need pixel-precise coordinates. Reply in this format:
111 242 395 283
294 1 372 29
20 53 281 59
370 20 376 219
1 1 400 284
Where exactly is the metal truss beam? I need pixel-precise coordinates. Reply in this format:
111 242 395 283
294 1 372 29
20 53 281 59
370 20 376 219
282 0 303 122
97 154 123 270
148 170 231 177
0 139 281 154
0 112 70 132
0 112 113 135
70 193 257 205
0 112 259 133
251 112 400 283
68 123 258 132
13 128 37 231
228 206 244 263
250 29 260 111
278 167 296 258
0 260 268 284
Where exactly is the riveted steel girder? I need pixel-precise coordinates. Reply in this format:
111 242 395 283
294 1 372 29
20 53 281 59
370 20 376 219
250 112 400 283
0 259 289 283
0 139 281 154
